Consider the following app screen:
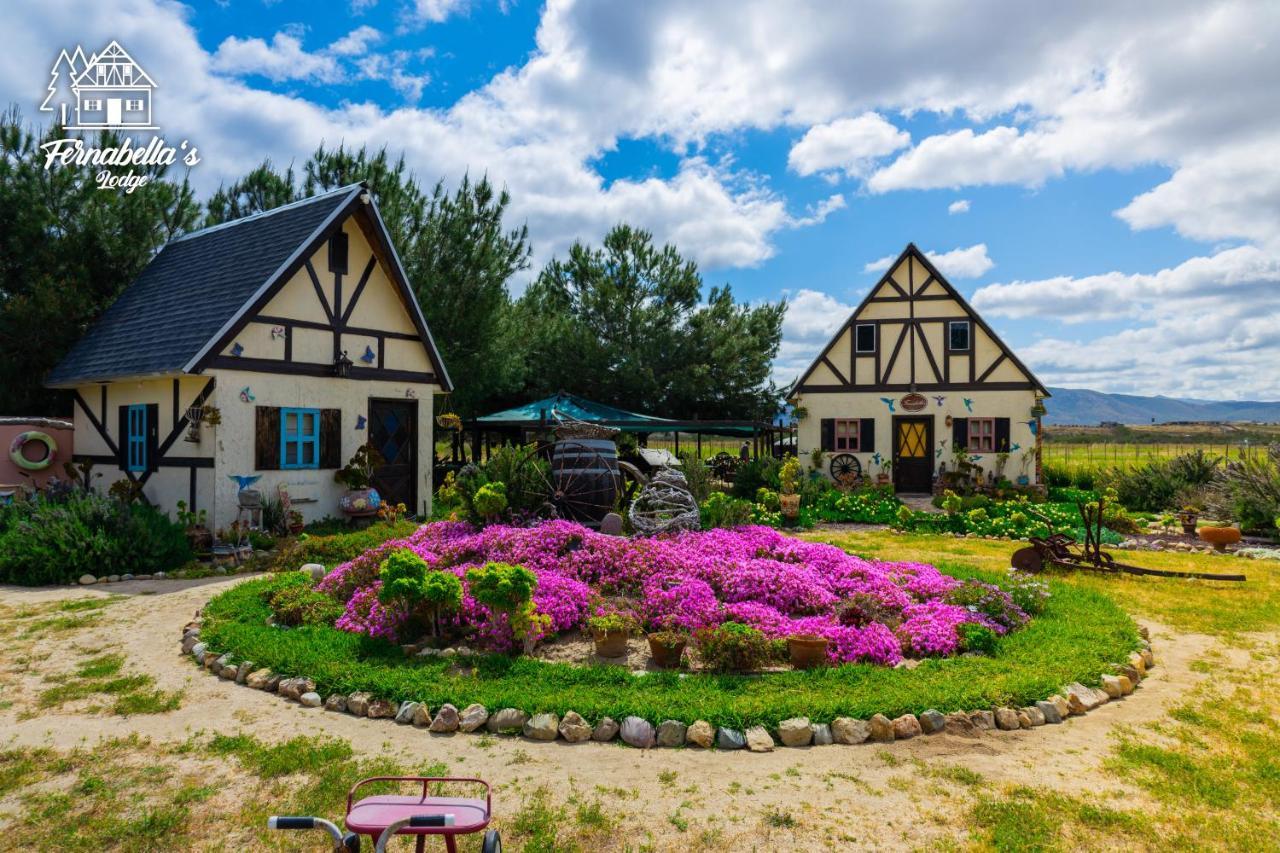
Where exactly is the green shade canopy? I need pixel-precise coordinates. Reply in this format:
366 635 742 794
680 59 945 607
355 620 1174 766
473 391 770 437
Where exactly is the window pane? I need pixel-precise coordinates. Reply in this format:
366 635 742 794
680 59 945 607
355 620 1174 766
285 443 298 465
856 325 875 352
303 412 316 438
950 322 970 350
301 442 315 466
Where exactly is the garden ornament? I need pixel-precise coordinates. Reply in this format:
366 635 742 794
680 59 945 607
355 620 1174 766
880 397 896 412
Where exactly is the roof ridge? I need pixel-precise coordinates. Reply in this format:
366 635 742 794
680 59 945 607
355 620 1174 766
169 182 364 245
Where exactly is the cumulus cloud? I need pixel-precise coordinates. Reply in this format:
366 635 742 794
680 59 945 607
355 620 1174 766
774 289 855 386
787 113 910 179
864 244 994 279
210 30 345 83
948 199 970 214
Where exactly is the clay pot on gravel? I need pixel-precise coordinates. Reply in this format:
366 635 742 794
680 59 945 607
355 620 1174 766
1197 525 1241 550
787 634 829 669
592 628 629 658
647 632 688 668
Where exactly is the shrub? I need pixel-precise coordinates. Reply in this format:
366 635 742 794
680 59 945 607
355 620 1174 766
945 578 1028 632
1002 570 1051 616
466 561 544 654
694 621 776 672
378 549 463 638
731 457 780 500
700 492 755 529
0 493 191 586
1042 462 1072 488
1207 446 1280 533
472 482 508 521
267 520 416 573
755 487 780 512
958 622 998 655
679 452 714 503
265 574 343 627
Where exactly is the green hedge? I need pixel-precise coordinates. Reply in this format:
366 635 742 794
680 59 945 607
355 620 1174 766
200 564 1138 729
266 520 418 572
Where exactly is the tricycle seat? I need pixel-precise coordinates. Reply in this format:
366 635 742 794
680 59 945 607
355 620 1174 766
347 795 489 836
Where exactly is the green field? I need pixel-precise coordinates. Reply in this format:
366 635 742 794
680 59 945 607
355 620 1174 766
1041 441 1268 472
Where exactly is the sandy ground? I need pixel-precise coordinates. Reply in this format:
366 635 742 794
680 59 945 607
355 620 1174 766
0 575 1218 850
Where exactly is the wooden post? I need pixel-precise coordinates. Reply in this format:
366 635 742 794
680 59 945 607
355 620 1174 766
696 432 702 459
674 431 680 458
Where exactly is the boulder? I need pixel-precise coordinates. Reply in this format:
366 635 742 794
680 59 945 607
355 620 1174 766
1120 664 1142 686
219 665 238 680
716 727 746 750
121 573 134 582
868 714 895 743
263 674 282 693
79 574 96 585
1140 648 1155 669
831 717 870 745
620 716 655 749
299 692 322 708
107 574 120 583
592 717 619 742
300 563 326 581
655 720 687 748
366 700 396 719
487 708 529 734
1100 675 1125 699
1116 674 1135 695
892 714 922 740
324 694 348 713
429 704 460 733
811 723 833 746
181 635 200 654
994 708 1020 731
206 652 228 671
686 720 715 748
1036 700 1063 724
524 713 560 741
1065 684 1099 715
1021 706 1046 726
1016 710 1034 729
558 711 594 743
1128 653 1148 676
246 669 274 690
189 642 207 660
1048 695 1072 718
458 704 489 732
777 717 812 747
969 710 995 730
395 702 421 725
918 709 946 735
412 703 433 727
745 726 775 752
944 712 981 737
235 661 254 684
278 677 314 701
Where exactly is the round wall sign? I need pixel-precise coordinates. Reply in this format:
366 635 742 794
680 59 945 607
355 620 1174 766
900 392 928 412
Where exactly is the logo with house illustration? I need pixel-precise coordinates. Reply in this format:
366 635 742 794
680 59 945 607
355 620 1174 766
40 40 157 131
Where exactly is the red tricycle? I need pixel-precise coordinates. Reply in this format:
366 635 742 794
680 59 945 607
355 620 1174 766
270 775 501 852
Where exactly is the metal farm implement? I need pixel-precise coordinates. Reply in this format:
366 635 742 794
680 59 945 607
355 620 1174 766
1010 498 1246 582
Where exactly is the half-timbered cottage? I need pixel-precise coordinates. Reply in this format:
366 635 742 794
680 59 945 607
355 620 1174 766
790 244 1048 492
46 183 451 529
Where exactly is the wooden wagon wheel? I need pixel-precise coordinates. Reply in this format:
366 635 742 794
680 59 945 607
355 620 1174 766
511 440 619 524
1010 546 1045 574
829 453 861 481
616 460 648 506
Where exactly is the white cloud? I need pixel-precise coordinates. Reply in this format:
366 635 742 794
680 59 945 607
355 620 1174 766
401 0 469 28
789 194 846 228
774 288 854 385
210 30 345 83
948 199 970 214
787 113 910 179
864 244 994 279
328 25 383 57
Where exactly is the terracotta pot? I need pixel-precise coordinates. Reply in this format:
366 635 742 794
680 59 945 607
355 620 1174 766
592 628 629 658
1178 511 1198 536
647 634 687 668
787 634 829 669
340 487 382 517
1197 526 1241 550
186 526 213 552
779 493 801 517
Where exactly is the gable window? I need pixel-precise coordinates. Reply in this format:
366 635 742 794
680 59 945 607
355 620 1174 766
83 99 102 111
949 320 971 351
834 419 860 451
329 232 349 274
855 323 876 353
125 405 147 472
967 417 995 452
280 408 320 469
122 66 133 83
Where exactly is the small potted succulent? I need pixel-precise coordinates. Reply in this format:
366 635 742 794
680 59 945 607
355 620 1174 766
778 455 802 519
876 458 893 486
1016 450 1033 486
587 609 636 658
646 626 689 668
335 443 384 518
287 509 304 535
175 500 212 552
786 633 829 669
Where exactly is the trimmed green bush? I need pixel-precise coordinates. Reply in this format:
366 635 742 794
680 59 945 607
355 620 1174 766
266 520 417 572
265 574 344 627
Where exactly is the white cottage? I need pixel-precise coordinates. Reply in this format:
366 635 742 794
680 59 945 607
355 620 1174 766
790 244 1048 492
46 183 451 529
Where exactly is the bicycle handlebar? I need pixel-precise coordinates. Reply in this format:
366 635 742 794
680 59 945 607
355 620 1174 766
269 816 317 830
374 815 456 852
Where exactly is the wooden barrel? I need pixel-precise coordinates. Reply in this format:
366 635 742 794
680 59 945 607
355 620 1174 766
551 438 619 526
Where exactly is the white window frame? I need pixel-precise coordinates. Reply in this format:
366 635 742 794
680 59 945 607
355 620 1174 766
834 418 860 452
855 323 877 353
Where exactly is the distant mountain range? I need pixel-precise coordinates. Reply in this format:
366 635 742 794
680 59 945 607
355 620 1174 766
1043 388 1280 425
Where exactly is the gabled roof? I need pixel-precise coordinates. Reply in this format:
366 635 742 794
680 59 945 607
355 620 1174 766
47 184 452 390
791 243 1049 396
73 41 156 89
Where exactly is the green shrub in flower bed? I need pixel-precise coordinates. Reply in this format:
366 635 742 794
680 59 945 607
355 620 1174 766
265 520 418 572
199 565 1137 729
892 500 1124 544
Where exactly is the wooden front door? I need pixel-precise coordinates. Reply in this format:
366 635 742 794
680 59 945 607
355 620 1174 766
368 398 418 513
893 416 934 493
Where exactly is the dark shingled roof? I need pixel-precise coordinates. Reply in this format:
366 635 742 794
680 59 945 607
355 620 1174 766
47 185 360 386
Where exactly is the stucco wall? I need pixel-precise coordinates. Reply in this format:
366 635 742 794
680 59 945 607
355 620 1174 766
793 389 1041 485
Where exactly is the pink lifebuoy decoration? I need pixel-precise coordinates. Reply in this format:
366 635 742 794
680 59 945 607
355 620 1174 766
9 431 57 471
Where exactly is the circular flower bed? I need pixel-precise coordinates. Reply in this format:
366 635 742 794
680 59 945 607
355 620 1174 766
312 521 1033 665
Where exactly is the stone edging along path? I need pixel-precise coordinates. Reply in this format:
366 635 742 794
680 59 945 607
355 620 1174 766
179 617 1156 753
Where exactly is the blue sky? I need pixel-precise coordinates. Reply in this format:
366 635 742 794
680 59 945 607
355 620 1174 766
4 0 1279 400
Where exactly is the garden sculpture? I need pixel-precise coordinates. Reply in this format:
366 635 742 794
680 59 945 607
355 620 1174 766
629 470 700 535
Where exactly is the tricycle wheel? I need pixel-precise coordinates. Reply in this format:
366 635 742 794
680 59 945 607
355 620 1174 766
482 829 502 853
1010 547 1044 574
342 831 361 852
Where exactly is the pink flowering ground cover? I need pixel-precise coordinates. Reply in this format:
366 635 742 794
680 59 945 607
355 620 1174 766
318 520 1028 665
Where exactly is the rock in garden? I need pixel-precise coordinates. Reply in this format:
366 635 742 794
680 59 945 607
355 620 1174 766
324 694 348 713
811 723 833 746
366 700 396 719
487 708 529 734
918 710 946 735
524 713 560 741
347 692 373 716
121 573 134 582
395 702 421 725
279 678 315 701
620 716 655 749
181 635 200 654
206 652 228 671
777 717 812 747
656 720 687 747
745 726 775 752
1064 684 1099 714
412 703 433 727
1140 648 1155 669
592 717 619 742
1021 706 1046 726
154 571 166 580
1048 695 1072 718
235 662 254 684
458 704 489 732
219 665 238 680
246 669 273 690
1100 675 1125 699
716 727 746 750
1035 700 1063 724
994 708 1020 730
79 574 96 585
831 717 870 745
1120 664 1142 686
429 704 460 732
892 714 922 740
868 714 895 743
107 574 120 583
189 642 206 660
1128 653 1147 676
300 563 326 581
968 710 995 730
944 712 980 737
558 711 593 743
1016 710 1034 729
1116 674 1135 695
686 720 715 748
263 674 282 693
299 692 322 708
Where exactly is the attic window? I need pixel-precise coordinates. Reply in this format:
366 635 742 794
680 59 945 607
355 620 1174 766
855 323 876 353
329 232 349 274
949 321 971 351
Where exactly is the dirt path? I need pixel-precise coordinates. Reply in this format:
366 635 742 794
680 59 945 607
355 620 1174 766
0 577 1221 849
